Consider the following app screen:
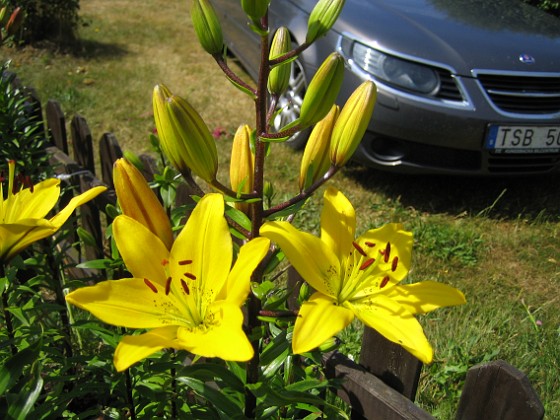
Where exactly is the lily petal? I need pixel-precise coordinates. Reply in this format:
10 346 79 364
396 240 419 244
348 295 433 363
358 223 413 284
261 221 340 297
176 302 253 361
114 326 178 372
321 187 355 260
65 278 188 329
113 215 169 286
292 292 354 354
173 193 231 302
0 220 56 261
220 236 270 305
386 281 467 314
9 179 60 221
49 186 106 229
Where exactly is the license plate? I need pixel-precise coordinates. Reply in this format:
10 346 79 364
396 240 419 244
485 125 560 154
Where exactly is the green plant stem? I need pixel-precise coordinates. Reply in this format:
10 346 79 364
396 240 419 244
1 264 17 356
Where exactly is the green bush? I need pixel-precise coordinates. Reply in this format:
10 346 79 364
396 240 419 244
524 0 560 17
6 0 80 45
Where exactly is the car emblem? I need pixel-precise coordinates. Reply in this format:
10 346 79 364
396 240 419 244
518 53 535 64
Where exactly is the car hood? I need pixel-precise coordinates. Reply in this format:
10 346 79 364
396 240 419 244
329 0 560 75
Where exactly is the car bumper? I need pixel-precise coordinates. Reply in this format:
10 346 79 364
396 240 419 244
341 74 560 176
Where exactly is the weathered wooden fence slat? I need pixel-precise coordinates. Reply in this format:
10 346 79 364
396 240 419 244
37 95 545 420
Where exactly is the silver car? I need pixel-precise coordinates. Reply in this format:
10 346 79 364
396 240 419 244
214 0 560 175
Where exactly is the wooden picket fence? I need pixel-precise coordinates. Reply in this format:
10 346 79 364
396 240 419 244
31 91 545 420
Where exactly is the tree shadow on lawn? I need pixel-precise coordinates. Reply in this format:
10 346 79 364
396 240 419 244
343 163 560 220
67 39 129 59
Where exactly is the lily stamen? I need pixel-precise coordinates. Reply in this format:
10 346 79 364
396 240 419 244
181 279 190 295
352 241 367 257
392 256 399 272
144 278 158 293
178 259 193 265
380 276 390 288
184 272 196 280
165 277 172 295
359 258 375 270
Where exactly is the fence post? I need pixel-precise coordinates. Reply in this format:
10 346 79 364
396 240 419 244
45 100 68 154
99 132 123 189
455 359 544 420
71 114 95 174
360 328 423 401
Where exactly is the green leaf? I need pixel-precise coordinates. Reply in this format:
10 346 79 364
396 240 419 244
0 341 41 395
176 376 247 419
77 227 97 247
76 258 115 269
178 363 246 394
7 362 44 420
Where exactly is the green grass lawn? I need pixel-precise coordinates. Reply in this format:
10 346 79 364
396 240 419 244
3 0 560 418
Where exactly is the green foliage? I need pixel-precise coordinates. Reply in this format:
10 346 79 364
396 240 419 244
5 0 80 45
524 0 560 17
0 61 49 180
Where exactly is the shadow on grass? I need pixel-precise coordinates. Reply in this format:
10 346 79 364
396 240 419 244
342 163 560 220
71 38 129 59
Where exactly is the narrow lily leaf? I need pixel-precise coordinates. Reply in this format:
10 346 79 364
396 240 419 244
176 376 246 419
0 342 41 395
177 363 246 394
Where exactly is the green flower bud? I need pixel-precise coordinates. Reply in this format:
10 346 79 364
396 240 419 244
329 81 376 167
153 84 218 183
191 0 224 55
268 27 292 96
299 105 339 191
230 125 254 213
241 0 270 21
306 0 345 44
299 52 345 128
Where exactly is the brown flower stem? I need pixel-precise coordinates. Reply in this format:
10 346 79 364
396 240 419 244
244 10 273 418
263 165 339 218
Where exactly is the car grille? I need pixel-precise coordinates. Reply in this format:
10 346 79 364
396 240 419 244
435 70 463 101
486 152 560 173
477 73 560 114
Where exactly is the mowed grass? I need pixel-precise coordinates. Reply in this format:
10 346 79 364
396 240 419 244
3 0 560 418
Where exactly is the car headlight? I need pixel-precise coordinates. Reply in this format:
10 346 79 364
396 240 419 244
342 38 440 95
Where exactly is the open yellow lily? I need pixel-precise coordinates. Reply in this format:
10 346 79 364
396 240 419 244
66 193 270 371
0 160 106 263
260 187 466 363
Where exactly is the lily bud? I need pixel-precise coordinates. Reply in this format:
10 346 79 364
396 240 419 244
230 125 254 212
191 0 224 55
113 158 174 250
268 27 292 96
241 0 270 21
153 84 218 183
299 105 339 191
329 81 376 167
298 52 344 128
306 0 345 44
5 7 23 37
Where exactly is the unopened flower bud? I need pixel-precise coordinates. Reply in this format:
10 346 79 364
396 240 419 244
230 125 254 212
299 105 339 191
191 0 224 55
329 81 376 167
241 0 270 21
5 7 23 37
113 158 174 250
299 52 344 128
306 0 345 44
268 27 292 96
153 84 218 183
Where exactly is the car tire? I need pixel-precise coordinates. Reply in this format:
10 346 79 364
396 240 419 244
271 56 310 150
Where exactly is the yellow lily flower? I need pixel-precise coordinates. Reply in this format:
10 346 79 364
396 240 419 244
0 160 106 263
66 193 270 371
260 187 466 363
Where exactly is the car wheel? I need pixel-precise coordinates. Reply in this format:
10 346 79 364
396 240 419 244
271 56 310 149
